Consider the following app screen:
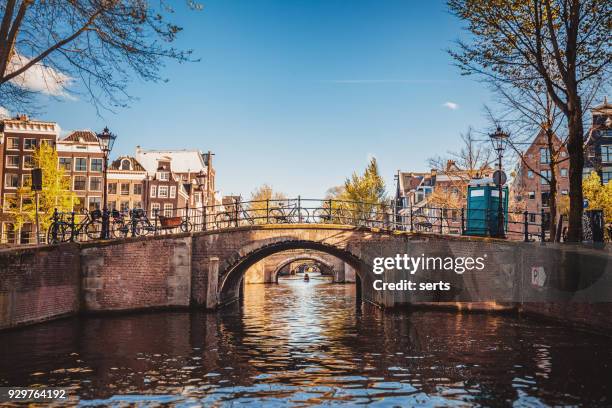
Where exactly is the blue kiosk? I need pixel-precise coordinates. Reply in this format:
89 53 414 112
464 178 508 237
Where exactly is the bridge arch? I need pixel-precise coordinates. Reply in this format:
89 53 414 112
272 254 335 282
217 240 369 306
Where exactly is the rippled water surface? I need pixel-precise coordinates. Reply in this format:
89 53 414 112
1 276 612 407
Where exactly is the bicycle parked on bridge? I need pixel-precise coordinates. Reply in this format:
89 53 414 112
47 209 103 244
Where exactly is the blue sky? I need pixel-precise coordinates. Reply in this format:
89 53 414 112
33 0 494 198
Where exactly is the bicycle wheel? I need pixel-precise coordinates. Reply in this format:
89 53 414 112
111 221 129 238
85 220 103 240
134 220 152 236
313 208 331 223
215 213 232 229
47 222 71 244
181 220 193 232
268 208 287 223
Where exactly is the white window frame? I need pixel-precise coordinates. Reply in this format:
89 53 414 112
4 173 19 189
22 174 31 188
169 186 176 198
23 138 37 151
90 158 103 172
22 155 34 169
133 183 143 195
158 172 169 181
59 157 72 171
163 203 173 217
6 137 19 151
5 155 19 168
120 183 130 196
3 194 17 211
150 185 157 198
89 176 103 192
158 185 169 198
74 157 88 172
73 175 87 191
151 203 161 217
88 196 102 211
560 168 568 177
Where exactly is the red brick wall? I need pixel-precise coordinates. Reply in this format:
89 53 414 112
80 235 191 312
0 244 80 330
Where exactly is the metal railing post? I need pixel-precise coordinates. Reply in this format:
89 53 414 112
523 211 529 242
70 211 76 242
461 207 465 235
540 209 546 242
266 199 270 224
234 198 239 227
439 208 443 234
298 196 302 223
202 205 207 231
328 199 332 223
409 201 414 232
154 208 159 235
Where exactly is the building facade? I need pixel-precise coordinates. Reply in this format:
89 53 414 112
510 129 570 236
56 130 105 213
107 156 147 213
0 115 59 244
136 148 215 221
585 97 612 184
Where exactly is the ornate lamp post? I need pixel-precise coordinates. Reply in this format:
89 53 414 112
96 127 117 239
489 127 509 238
195 170 207 227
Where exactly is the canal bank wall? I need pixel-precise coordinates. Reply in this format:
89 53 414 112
0 228 611 335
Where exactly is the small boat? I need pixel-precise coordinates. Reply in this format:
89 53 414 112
304 273 310 282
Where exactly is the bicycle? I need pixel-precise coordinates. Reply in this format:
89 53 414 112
47 209 103 244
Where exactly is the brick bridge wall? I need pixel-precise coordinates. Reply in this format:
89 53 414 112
0 225 611 334
80 234 192 312
0 244 80 330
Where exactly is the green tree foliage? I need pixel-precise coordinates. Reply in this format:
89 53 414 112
330 157 388 224
247 184 287 223
583 172 612 224
7 143 75 233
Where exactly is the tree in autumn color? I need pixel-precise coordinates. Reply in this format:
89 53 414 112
448 0 611 242
6 142 76 236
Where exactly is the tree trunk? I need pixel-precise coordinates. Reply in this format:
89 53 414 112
546 129 558 241
566 101 585 242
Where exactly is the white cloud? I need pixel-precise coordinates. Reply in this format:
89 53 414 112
0 106 9 118
7 52 74 98
443 101 459 110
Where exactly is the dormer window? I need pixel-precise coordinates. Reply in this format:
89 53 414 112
121 159 131 170
158 171 170 181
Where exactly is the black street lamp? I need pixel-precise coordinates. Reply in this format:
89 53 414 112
489 126 509 238
96 127 117 239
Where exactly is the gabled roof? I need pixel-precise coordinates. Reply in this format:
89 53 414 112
135 148 208 175
61 130 98 143
110 156 146 172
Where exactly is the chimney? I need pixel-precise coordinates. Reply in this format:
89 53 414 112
17 114 29 121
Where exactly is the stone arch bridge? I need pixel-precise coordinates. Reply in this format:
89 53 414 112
2 223 611 332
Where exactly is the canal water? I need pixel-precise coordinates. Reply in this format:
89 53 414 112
1 275 612 407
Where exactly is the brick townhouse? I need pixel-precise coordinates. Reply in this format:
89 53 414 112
510 129 570 236
107 156 147 213
135 148 215 220
0 115 58 244
585 97 612 184
56 130 105 213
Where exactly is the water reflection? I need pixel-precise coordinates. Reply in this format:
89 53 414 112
0 276 611 406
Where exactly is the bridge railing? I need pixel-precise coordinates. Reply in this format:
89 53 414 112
44 197 550 245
